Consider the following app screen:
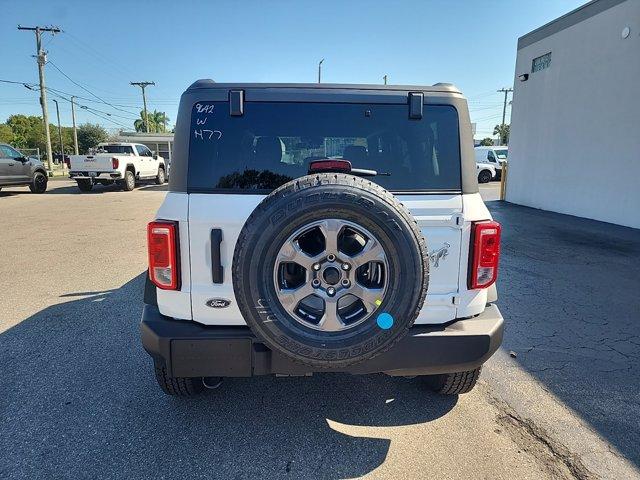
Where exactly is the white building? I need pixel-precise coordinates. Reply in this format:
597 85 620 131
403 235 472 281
507 0 640 229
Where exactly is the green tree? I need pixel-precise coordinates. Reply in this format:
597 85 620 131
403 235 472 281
0 124 15 144
134 110 169 133
479 137 494 146
5 115 45 149
134 110 149 132
493 124 510 145
52 126 76 154
150 111 169 133
77 123 108 154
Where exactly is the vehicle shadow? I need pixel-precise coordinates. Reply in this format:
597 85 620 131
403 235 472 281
38 183 121 195
43 183 168 195
0 273 456 479
137 184 169 191
488 202 640 467
0 189 31 197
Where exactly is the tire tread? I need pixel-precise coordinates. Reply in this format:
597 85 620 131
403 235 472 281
429 367 481 395
153 365 204 397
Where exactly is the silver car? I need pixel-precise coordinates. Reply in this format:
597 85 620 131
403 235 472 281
0 144 48 193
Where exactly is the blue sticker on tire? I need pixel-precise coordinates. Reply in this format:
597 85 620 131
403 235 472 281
376 313 394 330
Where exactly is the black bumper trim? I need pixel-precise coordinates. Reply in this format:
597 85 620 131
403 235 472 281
140 304 504 378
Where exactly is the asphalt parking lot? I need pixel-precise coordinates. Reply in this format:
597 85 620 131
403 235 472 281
1 179 638 479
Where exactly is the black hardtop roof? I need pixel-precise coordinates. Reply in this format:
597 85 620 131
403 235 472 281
185 79 462 95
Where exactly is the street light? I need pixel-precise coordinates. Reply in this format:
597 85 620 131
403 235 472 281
52 99 64 169
318 58 324 83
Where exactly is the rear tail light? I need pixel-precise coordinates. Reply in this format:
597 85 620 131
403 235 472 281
469 220 501 289
147 221 180 290
308 159 352 174
111 157 119 169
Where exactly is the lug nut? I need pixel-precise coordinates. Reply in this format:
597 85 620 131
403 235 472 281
341 279 350 287
312 263 321 271
341 263 351 271
312 279 321 287
327 287 336 296
327 254 336 262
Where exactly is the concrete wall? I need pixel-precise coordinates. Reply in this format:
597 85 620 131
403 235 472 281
507 0 640 228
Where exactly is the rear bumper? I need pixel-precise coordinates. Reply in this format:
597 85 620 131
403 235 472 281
140 304 504 378
69 171 121 180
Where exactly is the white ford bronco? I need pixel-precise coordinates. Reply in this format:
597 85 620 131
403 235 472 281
69 142 166 192
141 81 504 396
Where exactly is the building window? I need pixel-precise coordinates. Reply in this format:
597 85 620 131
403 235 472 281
531 52 552 72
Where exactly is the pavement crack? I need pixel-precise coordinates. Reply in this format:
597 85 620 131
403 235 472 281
486 391 597 480
528 363 570 373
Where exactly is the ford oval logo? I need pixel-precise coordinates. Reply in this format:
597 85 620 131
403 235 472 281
206 298 231 309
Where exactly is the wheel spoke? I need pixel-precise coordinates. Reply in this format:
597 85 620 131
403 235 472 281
350 239 385 268
319 219 342 255
319 298 344 332
347 283 382 313
276 240 318 269
274 218 389 332
278 283 314 315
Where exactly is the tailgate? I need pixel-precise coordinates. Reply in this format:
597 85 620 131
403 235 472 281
188 193 463 326
70 154 114 171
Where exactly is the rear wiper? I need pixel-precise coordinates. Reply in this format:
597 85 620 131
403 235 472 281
308 159 391 177
351 168 391 177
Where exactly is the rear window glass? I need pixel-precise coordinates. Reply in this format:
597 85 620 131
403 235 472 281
188 102 461 193
98 145 134 155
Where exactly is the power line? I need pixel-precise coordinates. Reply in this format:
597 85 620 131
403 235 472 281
0 78 38 86
47 60 137 115
44 89 132 128
65 31 132 78
469 105 503 112
45 88 137 120
1 78 136 127
472 112 503 121
466 90 498 101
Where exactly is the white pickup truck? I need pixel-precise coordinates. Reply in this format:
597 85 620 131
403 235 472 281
69 142 166 192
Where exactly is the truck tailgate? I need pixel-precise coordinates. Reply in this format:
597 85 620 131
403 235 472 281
69 154 114 172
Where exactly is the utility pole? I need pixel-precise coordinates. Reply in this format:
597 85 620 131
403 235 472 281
130 81 155 133
52 99 64 158
497 87 513 146
318 59 324 84
71 96 79 154
18 25 60 172
383 75 388 85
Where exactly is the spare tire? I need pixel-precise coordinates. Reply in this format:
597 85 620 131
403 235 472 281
233 173 428 368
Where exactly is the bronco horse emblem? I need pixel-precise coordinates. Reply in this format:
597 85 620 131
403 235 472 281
429 242 451 268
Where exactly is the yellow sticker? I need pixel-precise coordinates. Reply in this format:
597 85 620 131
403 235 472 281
375 299 382 306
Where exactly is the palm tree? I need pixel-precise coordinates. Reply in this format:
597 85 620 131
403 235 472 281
493 124 510 145
134 111 169 133
150 111 169 133
134 110 153 133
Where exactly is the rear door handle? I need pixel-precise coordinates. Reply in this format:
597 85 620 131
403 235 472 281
210 229 223 284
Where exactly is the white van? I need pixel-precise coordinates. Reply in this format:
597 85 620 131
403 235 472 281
474 146 508 179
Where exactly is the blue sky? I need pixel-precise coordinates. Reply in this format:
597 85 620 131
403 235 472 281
1 0 584 138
